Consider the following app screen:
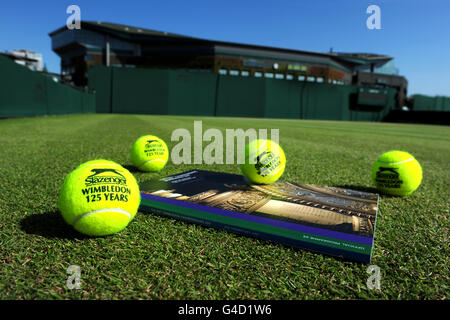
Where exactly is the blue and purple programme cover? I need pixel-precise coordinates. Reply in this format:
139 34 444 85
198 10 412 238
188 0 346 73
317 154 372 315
139 170 379 263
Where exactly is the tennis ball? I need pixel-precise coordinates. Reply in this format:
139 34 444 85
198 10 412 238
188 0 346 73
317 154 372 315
76 159 119 169
372 150 422 196
240 139 286 184
131 135 169 172
58 159 141 236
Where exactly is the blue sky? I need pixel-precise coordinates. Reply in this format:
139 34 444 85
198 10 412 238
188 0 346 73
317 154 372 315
1 0 449 96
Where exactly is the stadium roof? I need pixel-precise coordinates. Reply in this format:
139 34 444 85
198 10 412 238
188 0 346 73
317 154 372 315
330 52 393 65
49 21 392 67
0 52 40 62
50 21 204 40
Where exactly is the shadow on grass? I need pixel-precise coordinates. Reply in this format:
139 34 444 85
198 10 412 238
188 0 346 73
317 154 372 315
20 211 88 240
121 164 141 173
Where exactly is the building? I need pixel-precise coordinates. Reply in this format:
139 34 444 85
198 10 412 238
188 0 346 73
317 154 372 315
1 49 43 72
49 21 408 107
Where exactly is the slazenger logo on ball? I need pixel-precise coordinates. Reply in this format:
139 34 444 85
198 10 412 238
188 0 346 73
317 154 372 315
145 139 160 148
375 167 402 188
254 151 280 177
85 168 127 186
145 139 165 157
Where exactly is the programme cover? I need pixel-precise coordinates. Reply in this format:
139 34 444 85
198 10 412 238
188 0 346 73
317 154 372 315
139 170 379 262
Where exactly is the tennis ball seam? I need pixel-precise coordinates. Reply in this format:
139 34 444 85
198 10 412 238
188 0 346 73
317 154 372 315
372 151 422 196
260 162 286 183
71 208 132 226
376 158 415 165
131 135 169 172
138 158 167 170
241 139 286 184
247 140 268 163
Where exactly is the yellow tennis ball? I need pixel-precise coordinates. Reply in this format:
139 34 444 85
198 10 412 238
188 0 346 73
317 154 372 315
58 159 141 236
372 150 423 196
131 135 169 172
240 139 286 184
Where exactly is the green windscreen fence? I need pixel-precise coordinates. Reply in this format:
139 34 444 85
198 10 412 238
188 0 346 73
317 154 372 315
412 94 450 112
215 76 266 118
89 67 218 115
0 55 95 118
112 68 170 114
215 77 397 121
88 66 397 121
168 71 217 116
88 66 112 113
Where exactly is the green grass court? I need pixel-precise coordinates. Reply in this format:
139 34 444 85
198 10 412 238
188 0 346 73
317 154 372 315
0 114 448 299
